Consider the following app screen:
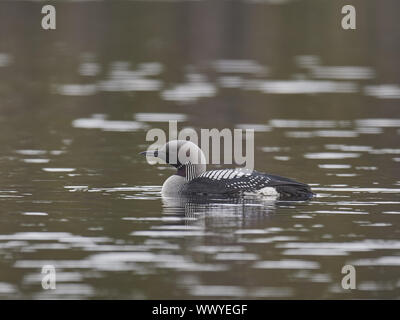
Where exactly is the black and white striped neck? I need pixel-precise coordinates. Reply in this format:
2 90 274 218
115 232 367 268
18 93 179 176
176 162 204 182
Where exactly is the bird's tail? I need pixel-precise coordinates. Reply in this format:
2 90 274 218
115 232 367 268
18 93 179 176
266 173 314 201
274 184 314 200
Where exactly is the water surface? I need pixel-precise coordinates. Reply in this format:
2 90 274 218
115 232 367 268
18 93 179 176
0 0 399 299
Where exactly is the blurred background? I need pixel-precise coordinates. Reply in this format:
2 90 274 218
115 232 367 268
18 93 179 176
0 0 399 299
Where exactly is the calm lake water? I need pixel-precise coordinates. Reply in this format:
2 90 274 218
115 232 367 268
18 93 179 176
0 0 399 299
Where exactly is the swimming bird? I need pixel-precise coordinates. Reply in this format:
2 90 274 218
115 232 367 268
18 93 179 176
140 140 313 200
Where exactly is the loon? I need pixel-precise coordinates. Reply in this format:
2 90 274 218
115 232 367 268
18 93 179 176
140 140 313 200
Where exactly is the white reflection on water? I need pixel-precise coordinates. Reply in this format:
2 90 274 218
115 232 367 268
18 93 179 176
123 217 186 222
87 186 160 193
311 66 375 80
192 245 244 253
214 253 259 261
260 146 287 152
161 74 216 102
157 261 228 272
274 156 290 161
0 282 16 294
350 256 400 266
191 285 244 297
56 61 163 95
135 112 188 122
369 148 400 154
236 124 272 132
213 59 268 74
364 85 400 99
22 212 48 216
357 281 398 291
291 271 332 283
42 168 76 173
359 222 392 227
56 84 97 96
304 152 360 159
190 285 293 298
356 166 377 171
72 114 147 132
16 150 47 156
331 173 358 177
286 130 358 138
64 186 89 192
356 127 383 134
134 112 187 122
318 164 351 169
248 80 357 94
285 131 314 138
355 118 400 127
295 54 375 80
76 185 162 201
325 144 372 152
218 76 243 88
0 232 110 243
51 54 400 104
15 251 229 274
295 55 321 68
313 130 358 137
238 236 300 244
99 61 162 92
78 62 101 77
0 53 12 67
277 240 400 252
282 249 349 256
269 119 338 128
22 159 50 164
130 230 209 237
254 260 320 269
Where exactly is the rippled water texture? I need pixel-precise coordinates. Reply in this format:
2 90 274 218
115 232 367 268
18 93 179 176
0 0 399 299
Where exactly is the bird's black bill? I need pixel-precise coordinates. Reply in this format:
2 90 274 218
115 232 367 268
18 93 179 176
139 150 159 157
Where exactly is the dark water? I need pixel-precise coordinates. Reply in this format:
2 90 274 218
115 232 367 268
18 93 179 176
0 0 399 299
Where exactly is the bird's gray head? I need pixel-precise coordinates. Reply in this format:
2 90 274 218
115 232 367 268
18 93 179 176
140 140 206 181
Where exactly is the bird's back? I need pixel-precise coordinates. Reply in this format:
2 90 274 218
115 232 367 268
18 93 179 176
181 168 313 200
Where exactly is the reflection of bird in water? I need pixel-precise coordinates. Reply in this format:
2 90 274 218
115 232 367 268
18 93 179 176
140 140 313 201
161 194 279 228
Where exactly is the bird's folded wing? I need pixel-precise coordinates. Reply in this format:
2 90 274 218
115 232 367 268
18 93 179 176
182 169 313 199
